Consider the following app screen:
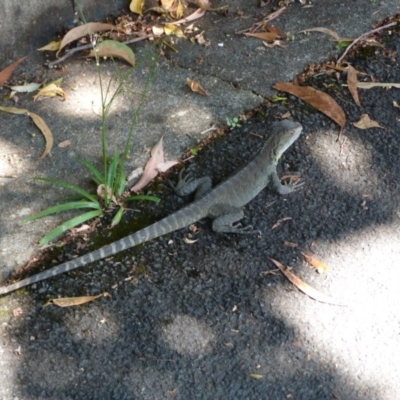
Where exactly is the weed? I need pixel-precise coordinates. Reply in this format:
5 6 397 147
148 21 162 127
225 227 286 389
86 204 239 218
25 24 160 246
226 117 241 129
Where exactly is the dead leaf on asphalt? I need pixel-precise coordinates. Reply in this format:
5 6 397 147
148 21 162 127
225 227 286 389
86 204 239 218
298 27 340 41
169 8 206 25
186 78 209 96
56 22 118 57
0 106 54 159
244 31 278 42
43 293 108 308
38 40 62 51
353 114 385 129
130 0 144 14
269 258 347 306
273 82 346 133
346 65 360 106
0 56 27 86
88 40 135 66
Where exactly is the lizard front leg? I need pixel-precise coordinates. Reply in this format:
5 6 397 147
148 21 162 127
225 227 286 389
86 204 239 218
173 168 212 200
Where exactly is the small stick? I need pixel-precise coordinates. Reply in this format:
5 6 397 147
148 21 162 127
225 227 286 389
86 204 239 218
337 21 397 64
235 6 286 34
46 34 156 68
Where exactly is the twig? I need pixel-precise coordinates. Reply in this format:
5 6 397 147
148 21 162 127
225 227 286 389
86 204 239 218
236 6 286 34
46 34 156 68
337 21 397 64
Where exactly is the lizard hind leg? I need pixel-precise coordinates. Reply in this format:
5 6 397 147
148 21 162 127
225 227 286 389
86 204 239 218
212 209 260 234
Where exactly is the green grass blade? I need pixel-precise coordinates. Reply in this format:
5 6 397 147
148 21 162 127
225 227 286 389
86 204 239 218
124 195 160 203
23 201 101 222
34 177 98 203
111 206 124 228
115 168 126 197
78 158 104 185
38 209 103 246
106 151 119 189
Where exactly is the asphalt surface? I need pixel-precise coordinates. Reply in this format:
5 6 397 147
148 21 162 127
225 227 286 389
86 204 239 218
1 2 400 400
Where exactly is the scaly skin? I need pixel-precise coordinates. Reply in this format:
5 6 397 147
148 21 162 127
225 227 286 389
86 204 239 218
0 120 303 295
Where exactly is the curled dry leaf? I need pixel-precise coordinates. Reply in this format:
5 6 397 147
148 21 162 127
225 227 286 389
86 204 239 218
0 106 53 159
33 83 66 101
269 258 347 306
347 65 360 106
186 78 209 96
88 40 135 66
131 135 165 193
183 237 198 244
10 83 41 93
0 56 27 86
56 23 118 57
273 82 346 132
353 114 384 130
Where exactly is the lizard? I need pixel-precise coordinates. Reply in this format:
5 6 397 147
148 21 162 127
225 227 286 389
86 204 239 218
0 119 303 296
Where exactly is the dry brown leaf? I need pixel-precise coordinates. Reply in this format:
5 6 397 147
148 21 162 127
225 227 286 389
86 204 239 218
269 258 347 306
298 27 340 41
273 82 346 132
43 293 107 307
244 32 277 42
157 160 179 173
353 114 384 130
56 23 117 57
0 56 27 86
0 106 54 159
164 24 185 38
131 136 165 192
186 78 209 96
347 65 360 106
301 252 328 274
325 63 367 76
271 217 292 230
88 40 135 66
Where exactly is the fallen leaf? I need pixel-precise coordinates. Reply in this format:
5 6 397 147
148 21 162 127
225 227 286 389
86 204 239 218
186 78 209 96
157 160 179 172
29 112 54 159
0 56 27 86
131 136 165 192
244 32 277 42
347 65 360 106
38 40 62 51
130 0 144 14
325 63 367 75
169 8 206 25
183 237 198 244
263 40 285 48
58 140 71 148
353 114 384 129
164 24 185 38
393 100 400 109
301 252 328 274
271 217 292 230
88 40 135 66
298 27 340 41
10 83 41 93
33 82 66 101
57 23 118 57
43 293 107 307
273 82 346 132
269 258 347 306
152 25 165 36
249 374 263 380
357 82 400 89
0 106 53 159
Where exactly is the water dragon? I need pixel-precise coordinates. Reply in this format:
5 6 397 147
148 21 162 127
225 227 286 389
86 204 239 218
0 119 303 295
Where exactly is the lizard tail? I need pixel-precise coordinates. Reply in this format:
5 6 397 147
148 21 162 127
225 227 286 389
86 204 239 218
0 202 206 295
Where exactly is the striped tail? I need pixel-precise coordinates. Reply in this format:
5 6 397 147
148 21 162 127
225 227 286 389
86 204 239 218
0 202 208 295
